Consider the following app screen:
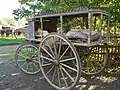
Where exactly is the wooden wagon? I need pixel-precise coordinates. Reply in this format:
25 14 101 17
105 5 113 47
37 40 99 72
15 7 110 90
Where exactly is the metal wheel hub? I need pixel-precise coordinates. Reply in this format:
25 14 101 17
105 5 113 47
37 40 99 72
26 58 32 62
53 60 59 66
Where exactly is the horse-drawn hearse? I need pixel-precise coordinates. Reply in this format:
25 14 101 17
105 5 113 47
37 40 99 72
15 7 110 90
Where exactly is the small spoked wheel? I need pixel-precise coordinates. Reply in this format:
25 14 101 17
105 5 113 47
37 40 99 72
13 31 25 39
15 43 40 74
81 43 109 75
38 33 81 90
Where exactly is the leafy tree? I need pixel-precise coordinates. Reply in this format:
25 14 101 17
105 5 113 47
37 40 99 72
13 0 88 19
13 0 120 29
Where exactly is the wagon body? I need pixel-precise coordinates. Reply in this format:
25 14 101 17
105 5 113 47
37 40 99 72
26 7 110 46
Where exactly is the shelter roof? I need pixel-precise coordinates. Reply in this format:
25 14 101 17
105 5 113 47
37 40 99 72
27 7 109 21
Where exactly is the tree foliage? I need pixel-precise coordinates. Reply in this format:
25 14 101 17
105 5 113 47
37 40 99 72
13 0 120 27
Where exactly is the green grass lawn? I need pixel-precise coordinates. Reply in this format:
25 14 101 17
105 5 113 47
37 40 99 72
0 38 25 46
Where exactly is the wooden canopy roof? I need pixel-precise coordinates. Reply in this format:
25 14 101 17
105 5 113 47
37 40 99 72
27 7 109 21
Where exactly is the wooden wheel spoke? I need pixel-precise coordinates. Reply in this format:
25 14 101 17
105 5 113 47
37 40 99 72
84 58 92 73
18 53 28 59
46 41 55 58
95 61 102 68
32 57 38 60
89 54 102 71
26 47 30 56
52 67 56 83
42 63 52 67
61 63 77 72
32 51 38 57
30 47 33 54
32 62 39 70
17 59 26 62
20 50 27 57
40 55 53 62
60 67 68 87
60 65 75 82
60 57 76 63
57 67 61 87
21 62 27 68
26 62 29 71
59 46 69 60
88 56 96 69
53 36 57 57
30 63 34 72
32 60 39 64
90 62 97 71
31 47 37 55
58 39 62 58
41 47 54 59
45 66 54 76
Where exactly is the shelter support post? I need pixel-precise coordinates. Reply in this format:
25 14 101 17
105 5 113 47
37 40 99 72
88 12 92 44
40 17 43 39
99 13 103 41
60 16 63 34
107 16 110 41
100 13 103 34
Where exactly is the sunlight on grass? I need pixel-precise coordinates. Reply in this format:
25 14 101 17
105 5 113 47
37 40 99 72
0 51 15 60
0 38 25 46
0 53 11 56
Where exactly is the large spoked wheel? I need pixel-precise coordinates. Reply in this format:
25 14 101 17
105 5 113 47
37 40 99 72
15 43 40 74
38 33 81 90
81 43 109 76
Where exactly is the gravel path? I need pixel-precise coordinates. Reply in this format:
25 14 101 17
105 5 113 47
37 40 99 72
0 45 120 90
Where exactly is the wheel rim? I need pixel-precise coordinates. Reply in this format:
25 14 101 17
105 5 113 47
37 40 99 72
38 34 80 90
16 44 40 74
81 44 109 75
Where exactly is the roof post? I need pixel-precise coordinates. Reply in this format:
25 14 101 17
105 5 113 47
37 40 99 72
88 12 92 44
100 13 103 34
40 17 43 39
99 13 103 42
60 16 63 34
107 16 110 41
